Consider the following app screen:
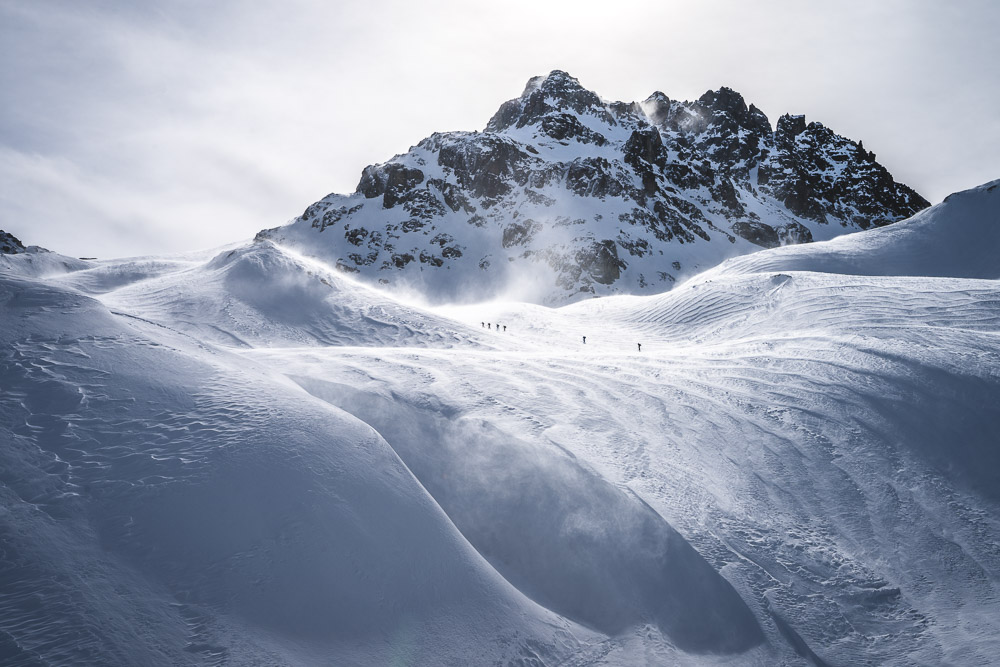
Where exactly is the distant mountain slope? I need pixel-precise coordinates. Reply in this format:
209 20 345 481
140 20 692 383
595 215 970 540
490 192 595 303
705 178 1000 279
0 239 90 278
260 70 928 304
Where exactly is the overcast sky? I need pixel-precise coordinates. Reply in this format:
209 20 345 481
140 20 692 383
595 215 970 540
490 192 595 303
2 0 998 258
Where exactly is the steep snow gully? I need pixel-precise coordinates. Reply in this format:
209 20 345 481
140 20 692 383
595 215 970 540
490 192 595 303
1 181 999 665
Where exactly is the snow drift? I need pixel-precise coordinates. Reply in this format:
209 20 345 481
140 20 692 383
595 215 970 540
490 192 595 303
0 274 592 665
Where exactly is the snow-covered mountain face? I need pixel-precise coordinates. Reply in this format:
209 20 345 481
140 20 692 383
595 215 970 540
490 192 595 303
260 70 928 304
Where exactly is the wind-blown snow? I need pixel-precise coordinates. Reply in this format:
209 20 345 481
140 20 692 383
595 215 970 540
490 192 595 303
2 181 999 665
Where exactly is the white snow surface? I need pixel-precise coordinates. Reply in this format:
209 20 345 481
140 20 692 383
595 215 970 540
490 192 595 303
1 181 999 665
704 179 1000 280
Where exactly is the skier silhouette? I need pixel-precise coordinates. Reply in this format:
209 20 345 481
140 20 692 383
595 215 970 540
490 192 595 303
637 342 642 352
481 321 485 328
488 323 491 329
582 336 586 344
503 325 507 332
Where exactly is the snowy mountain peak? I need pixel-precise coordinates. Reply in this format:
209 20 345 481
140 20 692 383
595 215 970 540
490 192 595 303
775 112 806 137
0 229 26 254
487 69 611 133
260 70 929 305
522 69 586 98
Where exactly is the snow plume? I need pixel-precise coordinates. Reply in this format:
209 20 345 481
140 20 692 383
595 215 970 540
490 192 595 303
289 375 765 652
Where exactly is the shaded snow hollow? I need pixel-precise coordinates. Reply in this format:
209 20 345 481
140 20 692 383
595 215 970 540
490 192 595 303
1 180 999 665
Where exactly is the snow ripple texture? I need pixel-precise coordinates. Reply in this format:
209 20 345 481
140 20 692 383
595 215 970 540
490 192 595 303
1 180 998 665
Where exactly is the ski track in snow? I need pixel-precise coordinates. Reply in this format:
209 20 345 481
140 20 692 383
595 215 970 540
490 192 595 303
2 182 999 665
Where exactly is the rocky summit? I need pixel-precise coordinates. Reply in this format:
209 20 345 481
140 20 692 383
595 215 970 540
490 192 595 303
259 70 928 304
0 230 26 255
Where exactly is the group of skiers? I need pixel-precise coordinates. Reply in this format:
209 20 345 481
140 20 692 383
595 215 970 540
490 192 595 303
480 321 640 350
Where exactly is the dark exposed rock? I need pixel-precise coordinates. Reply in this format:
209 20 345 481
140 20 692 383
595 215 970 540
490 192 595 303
429 179 476 213
486 99 523 134
273 70 930 303
710 178 745 216
576 239 625 285
643 91 704 133
565 158 625 198
390 253 415 268
732 221 781 248
301 200 327 223
540 114 608 145
438 136 528 199
345 227 368 246
641 92 674 127
1 230 26 254
487 70 613 132
430 233 454 247
503 220 540 248
402 189 447 219
698 87 749 123
401 219 426 233
776 114 807 138
524 189 556 206
732 217 813 248
776 221 813 245
317 204 363 231
624 127 666 168
347 250 379 266
663 162 705 190
618 233 652 258
419 250 444 267
357 163 425 208
608 100 644 123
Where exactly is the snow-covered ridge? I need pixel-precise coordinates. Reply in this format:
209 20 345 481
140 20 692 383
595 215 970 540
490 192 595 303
260 70 928 305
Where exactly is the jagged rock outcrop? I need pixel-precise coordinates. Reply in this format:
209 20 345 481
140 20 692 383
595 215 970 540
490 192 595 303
1 230 26 255
259 70 928 304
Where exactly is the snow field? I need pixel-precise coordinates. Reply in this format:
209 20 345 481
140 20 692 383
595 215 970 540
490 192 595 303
2 180 998 664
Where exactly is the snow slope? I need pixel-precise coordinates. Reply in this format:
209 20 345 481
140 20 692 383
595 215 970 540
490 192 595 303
2 180 999 665
705 178 1000 280
0 272 601 665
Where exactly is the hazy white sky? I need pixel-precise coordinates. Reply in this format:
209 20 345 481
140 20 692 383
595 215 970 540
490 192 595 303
2 0 998 258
